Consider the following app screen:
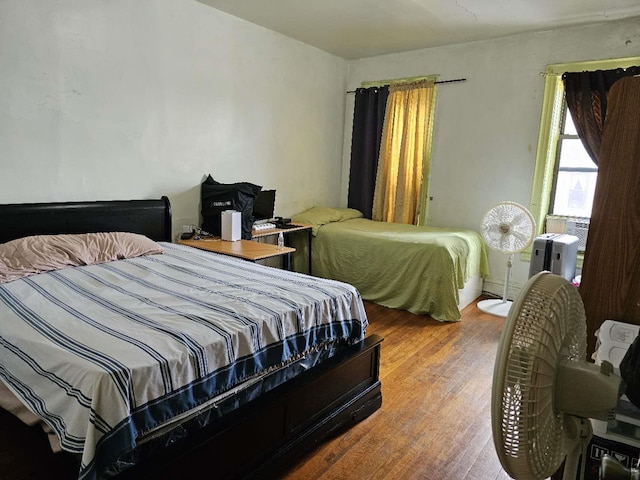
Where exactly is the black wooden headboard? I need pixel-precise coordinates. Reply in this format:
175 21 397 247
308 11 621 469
0 196 172 244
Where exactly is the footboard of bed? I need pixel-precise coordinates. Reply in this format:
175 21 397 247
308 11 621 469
120 334 383 480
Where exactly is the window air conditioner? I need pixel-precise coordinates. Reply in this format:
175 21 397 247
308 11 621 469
545 215 589 252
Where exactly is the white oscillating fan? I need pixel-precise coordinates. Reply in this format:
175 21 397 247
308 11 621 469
492 271 622 480
478 201 536 317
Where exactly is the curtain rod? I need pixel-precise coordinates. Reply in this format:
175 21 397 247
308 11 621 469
346 77 466 94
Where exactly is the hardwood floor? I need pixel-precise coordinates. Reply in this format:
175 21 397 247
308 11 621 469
280 299 513 480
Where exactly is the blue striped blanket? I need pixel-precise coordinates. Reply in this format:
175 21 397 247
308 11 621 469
0 242 368 479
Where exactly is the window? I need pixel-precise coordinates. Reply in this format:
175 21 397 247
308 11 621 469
528 56 640 250
549 105 598 218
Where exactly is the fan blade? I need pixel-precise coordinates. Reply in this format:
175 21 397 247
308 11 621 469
510 230 530 248
482 226 502 244
499 234 514 251
510 210 526 226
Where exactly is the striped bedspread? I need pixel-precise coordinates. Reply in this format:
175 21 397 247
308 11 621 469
0 242 368 480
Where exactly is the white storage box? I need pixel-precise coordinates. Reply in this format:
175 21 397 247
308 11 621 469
592 320 640 454
594 320 640 375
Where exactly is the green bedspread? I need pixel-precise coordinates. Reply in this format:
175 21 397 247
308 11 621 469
291 207 489 321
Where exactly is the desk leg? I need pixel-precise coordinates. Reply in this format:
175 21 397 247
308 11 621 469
307 229 312 275
283 252 291 271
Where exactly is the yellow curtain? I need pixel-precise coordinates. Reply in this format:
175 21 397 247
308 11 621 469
372 79 436 224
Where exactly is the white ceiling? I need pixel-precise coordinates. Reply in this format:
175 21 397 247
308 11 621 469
198 0 640 59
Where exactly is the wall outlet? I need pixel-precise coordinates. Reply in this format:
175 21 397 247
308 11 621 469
182 224 194 233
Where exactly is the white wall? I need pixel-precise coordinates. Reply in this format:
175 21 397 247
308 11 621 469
3 2 640 298
0 0 347 237
343 17 640 298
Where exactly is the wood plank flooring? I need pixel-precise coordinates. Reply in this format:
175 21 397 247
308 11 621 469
280 299 512 480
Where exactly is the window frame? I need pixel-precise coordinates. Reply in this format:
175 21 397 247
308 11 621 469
526 56 640 262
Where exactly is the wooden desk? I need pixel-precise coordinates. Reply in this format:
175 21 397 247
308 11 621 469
180 238 296 270
251 223 313 274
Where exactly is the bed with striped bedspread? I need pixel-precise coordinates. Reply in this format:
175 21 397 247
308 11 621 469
0 242 368 480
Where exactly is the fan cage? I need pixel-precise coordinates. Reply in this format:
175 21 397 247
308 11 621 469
481 201 536 254
493 272 586 479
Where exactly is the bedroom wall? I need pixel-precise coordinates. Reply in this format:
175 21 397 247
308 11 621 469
0 0 347 237
343 16 640 299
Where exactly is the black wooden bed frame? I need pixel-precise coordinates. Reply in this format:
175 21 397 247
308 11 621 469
0 197 383 480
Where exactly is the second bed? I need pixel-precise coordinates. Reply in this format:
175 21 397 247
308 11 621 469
291 207 489 321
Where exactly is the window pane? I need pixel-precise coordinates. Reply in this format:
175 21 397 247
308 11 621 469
558 138 597 170
552 170 597 217
564 108 578 135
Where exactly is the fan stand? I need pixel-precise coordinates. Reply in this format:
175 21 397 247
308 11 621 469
477 254 513 318
562 416 592 480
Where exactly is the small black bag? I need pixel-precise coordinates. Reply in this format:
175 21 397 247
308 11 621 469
201 175 262 240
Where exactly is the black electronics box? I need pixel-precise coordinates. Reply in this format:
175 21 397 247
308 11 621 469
275 217 291 227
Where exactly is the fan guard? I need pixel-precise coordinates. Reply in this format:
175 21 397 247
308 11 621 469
492 272 584 478
492 272 621 480
481 201 536 254
478 201 536 317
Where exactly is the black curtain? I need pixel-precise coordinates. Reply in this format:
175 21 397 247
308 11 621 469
562 66 640 164
347 86 389 219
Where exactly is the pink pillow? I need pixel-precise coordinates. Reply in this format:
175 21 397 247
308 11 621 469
0 232 164 284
